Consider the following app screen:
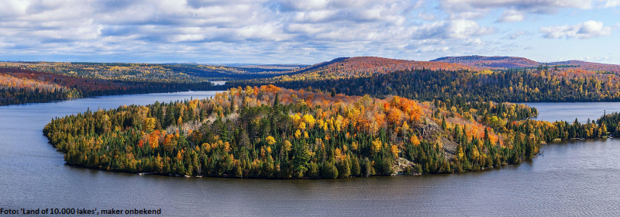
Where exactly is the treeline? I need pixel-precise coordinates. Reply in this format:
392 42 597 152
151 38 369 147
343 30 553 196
45 85 581 179
0 62 207 83
165 65 291 80
0 62 292 83
230 68 620 102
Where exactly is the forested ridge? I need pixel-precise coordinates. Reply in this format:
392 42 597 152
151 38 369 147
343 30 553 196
43 85 614 178
232 67 620 102
432 56 620 73
0 61 300 82
262 56 477 82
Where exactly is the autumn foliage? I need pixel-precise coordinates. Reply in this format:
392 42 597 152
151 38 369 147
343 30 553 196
45 84 583 178
0 68 219 106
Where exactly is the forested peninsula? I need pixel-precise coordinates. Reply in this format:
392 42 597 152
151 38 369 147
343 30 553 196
43 85 616 179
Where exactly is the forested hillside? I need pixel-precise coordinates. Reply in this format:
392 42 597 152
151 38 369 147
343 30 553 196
265 56 477 82
0 68 220 106
0 61 299 83
433 56 620 73
432 56 539 68
233 65 620 102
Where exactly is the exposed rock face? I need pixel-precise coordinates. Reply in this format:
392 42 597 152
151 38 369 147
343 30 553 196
413 117 460 161
392 157 415 175
419 117 441 140
441 137 458 160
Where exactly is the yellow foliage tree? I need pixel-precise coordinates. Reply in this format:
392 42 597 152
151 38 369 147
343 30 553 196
371 138 382 154
410 135 421 146
143 117 156 132
303 114 316 129
266 136 276 145
294 130 302 139
390 145 399 158
283 140 292 152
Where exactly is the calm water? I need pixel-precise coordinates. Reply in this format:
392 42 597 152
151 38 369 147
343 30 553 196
1 95 620 216
526 102 620 123
210 81 227 86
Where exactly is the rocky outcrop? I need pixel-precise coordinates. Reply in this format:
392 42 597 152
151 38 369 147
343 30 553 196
392 157 417 175
419 117 441 140
441 137 458 160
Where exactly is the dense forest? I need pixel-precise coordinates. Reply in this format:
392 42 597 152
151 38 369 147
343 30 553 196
0 68 222 106
262 56 478 82
0 61 299 83
0 62 207 82
232 67 620 102
43 85 612 178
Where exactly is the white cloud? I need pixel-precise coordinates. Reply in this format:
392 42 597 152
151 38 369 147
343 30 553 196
404 19 496 42
440 0 597 13
0 0 30 18
604 0 620 8
439 19 495 39
497 10 524 22
292 10 339 23
540 20 613 39
465 38 484 46
440 0 620 23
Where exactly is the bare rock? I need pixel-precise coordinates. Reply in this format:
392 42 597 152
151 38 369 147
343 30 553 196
392 157 416 175
441 137 458 160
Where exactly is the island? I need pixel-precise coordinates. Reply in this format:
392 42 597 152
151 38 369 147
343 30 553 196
42 83 617 179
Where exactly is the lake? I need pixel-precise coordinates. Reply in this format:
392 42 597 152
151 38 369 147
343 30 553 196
210 81 227 86
2 94 620 216
525 102 617 123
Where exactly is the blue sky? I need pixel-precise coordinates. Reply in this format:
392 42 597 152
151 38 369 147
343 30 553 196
0 0 618 64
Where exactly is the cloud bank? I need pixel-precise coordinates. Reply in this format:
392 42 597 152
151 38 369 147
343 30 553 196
0 0 617 63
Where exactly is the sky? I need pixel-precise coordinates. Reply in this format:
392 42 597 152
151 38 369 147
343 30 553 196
0 0 619 64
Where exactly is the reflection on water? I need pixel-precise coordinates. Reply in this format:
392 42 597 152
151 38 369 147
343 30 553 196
210 81 227 86
1 94 620 216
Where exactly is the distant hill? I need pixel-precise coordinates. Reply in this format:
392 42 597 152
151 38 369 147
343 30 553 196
432 55 620 73
286 57 350 75
432 56 538 68
271 56 476 81
547 60 620 73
